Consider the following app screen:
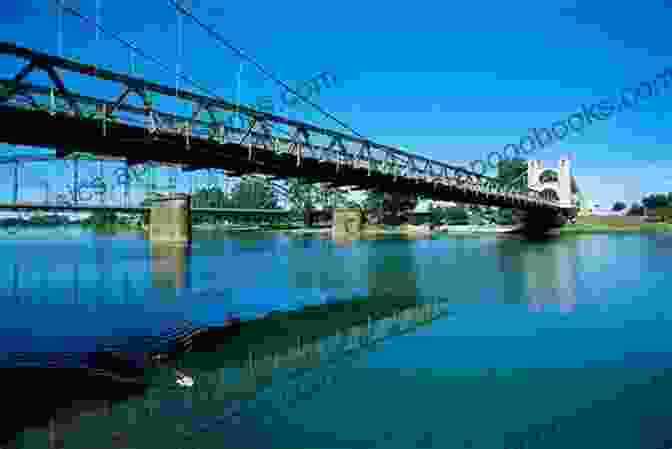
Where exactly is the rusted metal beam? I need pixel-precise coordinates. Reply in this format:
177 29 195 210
0 42 563 212
0 42 498 181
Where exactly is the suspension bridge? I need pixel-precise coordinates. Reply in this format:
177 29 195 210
0 41 578 232
0 0 582 237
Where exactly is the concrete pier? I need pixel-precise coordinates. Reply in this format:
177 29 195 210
332 208 363 236
148 193 192 243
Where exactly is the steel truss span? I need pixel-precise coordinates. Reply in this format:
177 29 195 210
0 42 559 212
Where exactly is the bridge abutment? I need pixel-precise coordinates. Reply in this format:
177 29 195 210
148 193 192 243
518 209 569 235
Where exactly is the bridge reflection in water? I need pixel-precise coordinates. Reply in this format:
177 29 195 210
3 233 602 448
502 237 579 313
524 241 578 314
10 293 452 448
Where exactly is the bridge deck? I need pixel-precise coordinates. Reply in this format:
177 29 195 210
0 41 562 212
0 106 558 212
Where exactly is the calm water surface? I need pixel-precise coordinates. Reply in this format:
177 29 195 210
2 227 672 449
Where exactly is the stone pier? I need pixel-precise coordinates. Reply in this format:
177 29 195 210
332 208 363 235
148 193 192 243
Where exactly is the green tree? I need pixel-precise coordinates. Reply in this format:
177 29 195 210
83 210 119 226
314 185 348 209
230 176 279 209
627 202 644 216
612 201 627 212
362 191 383 223
363 191 385 210
495 208 516 225
642 193 670 209
360 191 418 225
430 206 469 225
139 193 160 208
286 178 321 212
446 207 469 223
192 187 234 208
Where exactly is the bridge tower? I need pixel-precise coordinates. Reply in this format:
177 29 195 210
527 160 542 190
527 158 573 208
558 158 572 208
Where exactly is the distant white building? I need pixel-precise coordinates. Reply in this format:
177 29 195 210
590 208 627 216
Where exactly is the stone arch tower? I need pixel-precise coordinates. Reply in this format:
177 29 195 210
527 158 572 208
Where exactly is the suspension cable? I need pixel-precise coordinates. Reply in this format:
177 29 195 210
60 2 240 103
57 2 305 144
167 0 366 139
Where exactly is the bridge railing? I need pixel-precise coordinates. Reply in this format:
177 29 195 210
0 42 556 208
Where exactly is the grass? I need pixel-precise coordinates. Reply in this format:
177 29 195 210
559 222 672 235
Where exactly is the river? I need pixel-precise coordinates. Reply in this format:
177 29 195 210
2 226 672 449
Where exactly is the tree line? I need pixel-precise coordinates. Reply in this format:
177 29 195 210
183 162 672 225
427 158 529 226
613 193 672 217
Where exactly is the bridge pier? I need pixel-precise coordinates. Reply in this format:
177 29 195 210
147 193 192 243
332 208 363 236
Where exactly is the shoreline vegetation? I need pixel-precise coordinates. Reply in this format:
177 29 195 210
73 221 672 236
78 222 305 232
557 222 672 235
2 214 671 236
556 215 672 235
4 221 671 236
289 223 519 237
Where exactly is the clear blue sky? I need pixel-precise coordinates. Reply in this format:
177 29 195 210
1 0 672 208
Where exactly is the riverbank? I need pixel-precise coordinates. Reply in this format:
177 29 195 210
433 224 521 234
558 222 672 235
289 224 520 237
316 221 672 238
